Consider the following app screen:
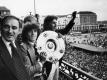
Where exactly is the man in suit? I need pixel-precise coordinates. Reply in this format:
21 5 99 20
0 15 30 80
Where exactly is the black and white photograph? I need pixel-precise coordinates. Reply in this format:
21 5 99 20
0 0 107 80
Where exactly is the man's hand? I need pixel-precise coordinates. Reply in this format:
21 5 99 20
72 11 77 20
39 52 47 63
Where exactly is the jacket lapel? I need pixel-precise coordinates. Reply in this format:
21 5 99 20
0 37 17 77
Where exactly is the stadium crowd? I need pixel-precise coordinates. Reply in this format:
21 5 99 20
63 41 107 80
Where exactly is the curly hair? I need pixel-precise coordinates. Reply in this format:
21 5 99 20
43 15 57 31
22 23 40 43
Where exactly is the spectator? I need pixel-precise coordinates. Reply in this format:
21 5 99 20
24 15 38 24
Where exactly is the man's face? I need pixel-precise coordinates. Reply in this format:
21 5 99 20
50 19 57 31
27 29 37 43
2 18 19 42
30 18 37 24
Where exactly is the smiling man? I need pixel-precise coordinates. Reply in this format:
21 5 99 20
0 15 30 80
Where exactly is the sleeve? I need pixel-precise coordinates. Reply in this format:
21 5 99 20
56 20 74 35
25 61 42 77
20 44 43 77
56 11 76 35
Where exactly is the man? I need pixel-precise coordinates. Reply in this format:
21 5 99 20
24 15 38 24
43 11 77 34
16 15 40 45
43 11 77 80
20 23 46 80
0 15 30 80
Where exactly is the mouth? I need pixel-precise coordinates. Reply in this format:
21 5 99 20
4 35 14 42
7 34 14 38
32 35 37 38
8 34 13 36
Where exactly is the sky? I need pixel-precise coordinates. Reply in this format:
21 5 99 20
0 0 107 21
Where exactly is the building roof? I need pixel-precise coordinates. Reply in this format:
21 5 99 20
78 11 96 15
0 6 10 11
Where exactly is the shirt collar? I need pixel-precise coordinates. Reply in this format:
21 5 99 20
2 37 16 47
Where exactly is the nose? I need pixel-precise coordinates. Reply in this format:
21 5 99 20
9 27 13 33
31 30 35 35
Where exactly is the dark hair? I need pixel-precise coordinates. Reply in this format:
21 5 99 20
1 15 21 31
1 15 20 26
22 23 40 43
43 15 57 31
24 15 37 23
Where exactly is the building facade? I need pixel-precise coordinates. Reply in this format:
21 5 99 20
40 11 107 33
78 11 97 25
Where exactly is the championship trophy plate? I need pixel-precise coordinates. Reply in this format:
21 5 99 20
37 31 65 63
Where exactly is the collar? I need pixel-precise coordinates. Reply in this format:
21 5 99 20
28 41 35 46
2 37 16 48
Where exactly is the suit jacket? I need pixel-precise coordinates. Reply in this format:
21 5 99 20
20 42 43 80
0 37 30 80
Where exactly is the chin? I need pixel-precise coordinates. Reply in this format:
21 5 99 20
32 40 36 43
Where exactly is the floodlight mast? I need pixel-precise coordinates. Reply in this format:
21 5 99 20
34 0 36 14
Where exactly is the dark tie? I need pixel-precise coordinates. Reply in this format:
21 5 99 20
10 43 28 80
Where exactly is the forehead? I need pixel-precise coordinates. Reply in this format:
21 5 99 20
30 18 37 23
28 28 38 32
51 19 57 23
52 19 57 21
5 18 19 26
